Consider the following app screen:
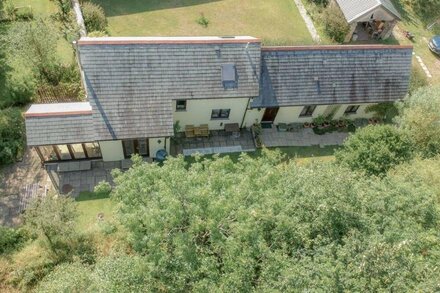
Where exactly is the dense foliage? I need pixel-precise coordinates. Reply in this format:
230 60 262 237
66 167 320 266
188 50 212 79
0 108 25 164
322 4 350 43
397 86 440 157
82 2 107 33
336 125 413 176
0 226 27 254
104 153 440 291
24 196 79 259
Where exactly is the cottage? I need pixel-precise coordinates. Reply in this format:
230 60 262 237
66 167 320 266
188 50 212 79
25 36 412 166
333 0 402 42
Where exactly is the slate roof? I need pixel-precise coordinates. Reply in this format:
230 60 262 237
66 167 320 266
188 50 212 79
335 0 401 23
252 45 412 108
78 36 261 140
25 103 95 146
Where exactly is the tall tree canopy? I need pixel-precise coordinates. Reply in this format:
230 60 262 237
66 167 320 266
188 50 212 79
106 153 440 292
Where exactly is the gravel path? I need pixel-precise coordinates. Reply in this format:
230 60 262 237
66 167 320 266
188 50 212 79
293 0 321 43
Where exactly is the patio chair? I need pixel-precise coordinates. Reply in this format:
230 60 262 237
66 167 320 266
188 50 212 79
185 125 195 138
199 124 209 137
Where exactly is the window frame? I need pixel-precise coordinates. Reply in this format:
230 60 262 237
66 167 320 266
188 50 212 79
176 100 187 111
211 109 231 120
299 105 317 117
344 105 360 114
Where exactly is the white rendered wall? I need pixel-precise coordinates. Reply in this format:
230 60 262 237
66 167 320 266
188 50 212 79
99 140 124 162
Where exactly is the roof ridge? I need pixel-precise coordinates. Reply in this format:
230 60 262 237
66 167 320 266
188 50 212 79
262 44 413 51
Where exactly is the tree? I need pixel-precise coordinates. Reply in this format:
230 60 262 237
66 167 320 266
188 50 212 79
110 152 440 291
81 2 107 33
336 125 413 176
0 108 25 165
6 19 60 84
23 195 78 258
396 86 440 158
322 3 350 43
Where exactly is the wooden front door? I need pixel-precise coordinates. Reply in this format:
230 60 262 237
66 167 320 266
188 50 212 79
262 107 279 123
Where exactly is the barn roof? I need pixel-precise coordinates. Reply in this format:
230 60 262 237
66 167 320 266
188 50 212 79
252 45 412 108
335 0 401 23
78 36 261 140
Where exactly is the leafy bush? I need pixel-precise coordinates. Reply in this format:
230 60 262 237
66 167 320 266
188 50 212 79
87 30 107 37
322 4 350 43
0 227 27 254
366 102 398 123
2 0 16 21
15 7 33 20
409 64 428 94
36 262 92 293
336 125 413 176
396 86 440 157
196 13 209 28
0 108 25 165
82 2 107 33
308 0 328 6
110 153 440 291
94 181 112 197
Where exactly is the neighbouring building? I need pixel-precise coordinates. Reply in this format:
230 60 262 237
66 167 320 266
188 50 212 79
25 36 412 166
333 0 402 42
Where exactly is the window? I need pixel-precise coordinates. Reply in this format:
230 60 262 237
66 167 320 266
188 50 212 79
83 142 101 158
300 105 316 117
70 144 86 159
222 64 237 89
345 105 360 114
176 100 187 111
211 109 231 119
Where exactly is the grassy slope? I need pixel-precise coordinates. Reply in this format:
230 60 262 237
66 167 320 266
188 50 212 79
91 0 313 45
394 6 440 85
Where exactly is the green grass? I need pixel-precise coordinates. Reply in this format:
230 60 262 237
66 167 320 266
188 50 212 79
90 0 314 45
185 145 339 165
76 192 117 231
395 7 440 85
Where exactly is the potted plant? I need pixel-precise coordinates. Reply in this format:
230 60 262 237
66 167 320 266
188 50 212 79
303 122 311 128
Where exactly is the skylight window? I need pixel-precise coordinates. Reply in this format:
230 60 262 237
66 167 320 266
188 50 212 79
221 64 237 89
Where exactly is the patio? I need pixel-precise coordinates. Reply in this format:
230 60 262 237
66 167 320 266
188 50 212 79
261 127 349 148
171 129 256 156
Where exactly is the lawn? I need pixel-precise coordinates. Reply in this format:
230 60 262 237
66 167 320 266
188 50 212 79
90 0 314 45
185 145 339 165
394 7 440 85
76 192 116 231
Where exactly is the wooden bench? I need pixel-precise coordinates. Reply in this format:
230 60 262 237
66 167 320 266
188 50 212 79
185 125 195 138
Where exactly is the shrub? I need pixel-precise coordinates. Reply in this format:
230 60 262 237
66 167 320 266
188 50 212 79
3 0 16 21
308 0 328 6
94 181 112 197
87 30 107 37
196 13 209 28
36 262 92 293
409 64 428 94
322 4 350 43
366 102 398 123
0 108 25 165
0 227 27 254
336 125 413 176
15 7 33 20
396 86 440 157
82 2 107 33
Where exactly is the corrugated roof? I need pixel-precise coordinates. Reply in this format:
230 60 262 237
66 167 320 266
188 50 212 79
335 0 401 23
78 37 261 140
252 45 412 108
25 103 95 146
